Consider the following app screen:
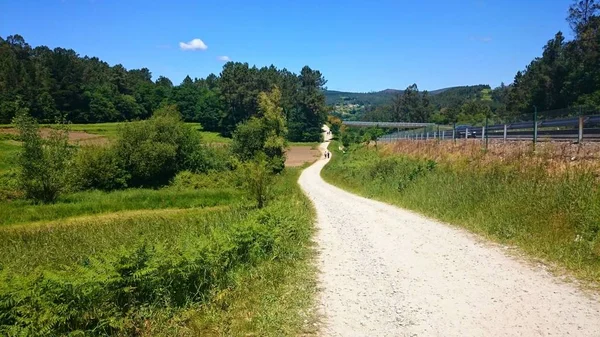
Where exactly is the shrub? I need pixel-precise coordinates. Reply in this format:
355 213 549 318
239 154 273 208
12 110 74 203
114 105 207 187
185 144 233 173
72 146 130 191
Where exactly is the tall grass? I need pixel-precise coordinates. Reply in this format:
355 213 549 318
0 168 316 336
322 140 600 285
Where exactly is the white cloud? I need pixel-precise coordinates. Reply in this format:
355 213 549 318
179 38 208 51
217 55 231 62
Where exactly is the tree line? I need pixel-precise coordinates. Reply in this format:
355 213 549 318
499 0 600 116
0 35 327 141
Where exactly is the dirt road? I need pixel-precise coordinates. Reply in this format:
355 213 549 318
298 130 600 336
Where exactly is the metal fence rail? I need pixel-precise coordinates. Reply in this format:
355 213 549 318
378 113 600 144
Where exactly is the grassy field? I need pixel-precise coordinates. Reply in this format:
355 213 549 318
0 187 240 227
0 168 317 335
0 140 19 174
288 141 319 148
62 122 124 139
322 140 600 287
0 122 232 143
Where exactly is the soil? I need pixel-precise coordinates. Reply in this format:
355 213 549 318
0 128 109 145
285 145 321 167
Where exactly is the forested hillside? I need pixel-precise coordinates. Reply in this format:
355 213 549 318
0 35 327 141
325 89 402 106
501 1 600 115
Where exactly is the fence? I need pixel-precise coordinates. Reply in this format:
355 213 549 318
379 108 600 145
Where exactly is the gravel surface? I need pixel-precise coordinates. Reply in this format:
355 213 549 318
298 130 600 337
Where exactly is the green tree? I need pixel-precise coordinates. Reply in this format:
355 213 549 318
364 127 385 149
568 0 600 31
13 107 74 203
327 115 342 135
232 87 288 173
289 66 327 142
239 153 273 209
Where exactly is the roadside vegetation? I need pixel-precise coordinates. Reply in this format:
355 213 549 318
322 135 600 286
0 85 317 335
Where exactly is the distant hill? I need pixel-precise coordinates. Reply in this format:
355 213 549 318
325 85 491 107
324 89 401 106
328 85 494 121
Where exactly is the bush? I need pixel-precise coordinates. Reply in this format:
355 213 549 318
114 105 208 187
72 146 130 191
239 154 273 208
12 110 74 203
185 143 233 173
70 106 230 191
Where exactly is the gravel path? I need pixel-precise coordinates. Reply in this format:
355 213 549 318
298 131 600 337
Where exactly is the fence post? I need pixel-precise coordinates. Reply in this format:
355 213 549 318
442 130 445 140
453 123 456 143
482 124 486 144
578 115 584 144
465 127 469 140
503 124 507 142
533 106 538 149
484 117 489 151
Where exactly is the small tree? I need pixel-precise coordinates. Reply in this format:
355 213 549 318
363 127 385 149
341 126 359 149
13 109 73 203
231 87 288 173
327 115 342 136
240 153 272 208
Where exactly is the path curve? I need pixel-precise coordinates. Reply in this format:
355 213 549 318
298 128 600 336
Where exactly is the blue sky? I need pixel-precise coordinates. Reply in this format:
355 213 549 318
0 0 572 92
